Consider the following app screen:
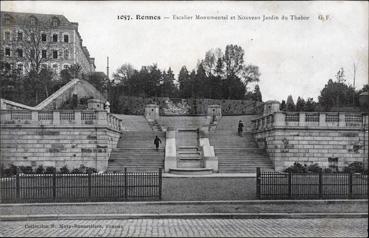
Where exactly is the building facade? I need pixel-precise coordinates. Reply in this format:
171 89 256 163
0 11 95 75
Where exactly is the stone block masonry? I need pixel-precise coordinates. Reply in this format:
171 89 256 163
0 125 120 171
0 110 122 171
253 112 368 171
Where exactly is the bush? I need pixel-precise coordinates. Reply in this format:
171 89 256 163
3 164 18 177
343 162 366 173
323 168 333 173
59 165 70 174
307 163 322 173
86 167 97 174
45 166 56 174
19 166 33 174
284 162 308 173
71 168 83 174
35 165 45 174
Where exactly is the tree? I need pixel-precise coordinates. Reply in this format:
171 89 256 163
112 63 135 85
16 20 52 73
178 66 191 98
286 95 295 111
280 100 286 111
318 78 355 110
253 85 262 102
304 98 316 112
295 97 306 111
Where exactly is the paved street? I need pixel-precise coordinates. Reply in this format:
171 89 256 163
0 218 367 237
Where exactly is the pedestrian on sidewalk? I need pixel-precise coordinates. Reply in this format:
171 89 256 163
154 135 162 151
238 120 244 137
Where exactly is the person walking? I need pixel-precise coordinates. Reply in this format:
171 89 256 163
154 135 162 151
238 120 244 137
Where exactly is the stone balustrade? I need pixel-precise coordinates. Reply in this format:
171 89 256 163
0 110 123 131
253 112 368 131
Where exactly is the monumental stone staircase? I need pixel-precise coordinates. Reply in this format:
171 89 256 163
210 115 273 173
107 130 166 172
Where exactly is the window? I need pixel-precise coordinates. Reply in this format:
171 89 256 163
41 33 47 42
5 32 11 41
17 32 23 41
52 64 59 73
52 18 60 27
42 50 47 58
53 50 58 59
17 49 23 58
63 34 69 43
52 34 58 42
17 63 24 73
30 16 37 26
30 33 35 42
5 48 11 56
64 49 69 59
41 64 48 70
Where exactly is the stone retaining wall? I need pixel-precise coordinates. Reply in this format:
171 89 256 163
253 112 368 171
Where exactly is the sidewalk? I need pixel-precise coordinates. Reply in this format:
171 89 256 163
0 200 367 221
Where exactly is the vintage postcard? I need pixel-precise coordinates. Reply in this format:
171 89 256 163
0 1 368 237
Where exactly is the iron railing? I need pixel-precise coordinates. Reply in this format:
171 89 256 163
0 168 162 203
256 168 367 199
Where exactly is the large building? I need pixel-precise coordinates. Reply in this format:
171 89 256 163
0 11 95 75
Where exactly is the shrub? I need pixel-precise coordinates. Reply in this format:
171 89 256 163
59 165 70 174
71 168 82 174
35 165 45 174
86 167 97 174
284 162 308 173
19 166 33 174
3 164 18 177
307 163 322 173
323 168 333 173
45 166 56 174
343 162 365 173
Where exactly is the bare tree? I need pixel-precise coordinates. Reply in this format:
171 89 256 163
19 21 52 73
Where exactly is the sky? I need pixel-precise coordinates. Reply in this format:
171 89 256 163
2 1 368 102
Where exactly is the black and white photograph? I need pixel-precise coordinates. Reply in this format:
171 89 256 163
0 1 368 237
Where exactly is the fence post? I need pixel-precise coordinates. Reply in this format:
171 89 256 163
349 172 353 199
288 172 292 199
256 167 261 199
159 168 162 200
16 173 20 202
88 172 92 201
124 168 128 200
318 171 323 199
52 171 56 201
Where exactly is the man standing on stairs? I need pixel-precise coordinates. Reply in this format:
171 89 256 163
238 120 244 137
154 136 162 151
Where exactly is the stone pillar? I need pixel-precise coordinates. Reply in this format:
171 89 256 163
299 112 306 127
319 113 327 127
87 98 105 111
31 111 38 123
96 111 108 125
263 100 280 116
75 111 82 125
52 111 60 125
207 105 222 122
273 112 286 127
339 113 346 127
145 104 159 122
164 127 176 172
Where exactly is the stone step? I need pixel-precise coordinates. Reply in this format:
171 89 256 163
177 160 202 168
169 168 213 175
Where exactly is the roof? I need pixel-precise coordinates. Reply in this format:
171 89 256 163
1 11 75 29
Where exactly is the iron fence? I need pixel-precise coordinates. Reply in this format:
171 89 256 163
0 168 162 203
256 168 367 199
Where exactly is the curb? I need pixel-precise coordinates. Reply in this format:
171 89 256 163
0 199 367 207
0 213 367 221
